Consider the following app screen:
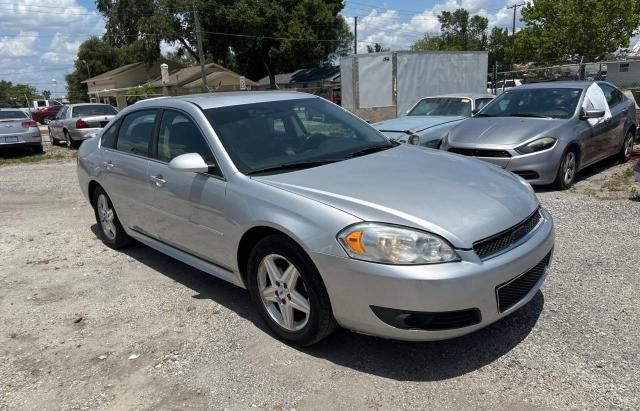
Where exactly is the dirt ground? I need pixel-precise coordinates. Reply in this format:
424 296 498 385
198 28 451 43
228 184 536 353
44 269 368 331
1 138 639 410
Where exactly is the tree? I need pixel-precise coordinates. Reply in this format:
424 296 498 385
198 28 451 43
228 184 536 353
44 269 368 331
410 8 488 51
366 43 389 53
487 27 511 68
516 0 640 64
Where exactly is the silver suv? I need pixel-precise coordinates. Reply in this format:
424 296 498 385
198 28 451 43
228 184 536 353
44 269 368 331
77 92 554 346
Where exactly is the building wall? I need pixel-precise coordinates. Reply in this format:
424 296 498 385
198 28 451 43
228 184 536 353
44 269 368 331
607 62 640 87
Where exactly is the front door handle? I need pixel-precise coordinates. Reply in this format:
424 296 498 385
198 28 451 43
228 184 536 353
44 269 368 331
150 174 166 188
102 161 114 171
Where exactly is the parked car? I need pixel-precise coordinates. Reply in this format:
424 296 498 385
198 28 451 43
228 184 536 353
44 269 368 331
49 103 118 148
488 79 523 94
32 99 63 109
441 81 638 189
77 92 555 346
372 93 494 148
0 108 42 153
31 105 62 125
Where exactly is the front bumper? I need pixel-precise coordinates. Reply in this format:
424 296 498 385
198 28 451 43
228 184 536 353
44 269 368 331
311 208 555 341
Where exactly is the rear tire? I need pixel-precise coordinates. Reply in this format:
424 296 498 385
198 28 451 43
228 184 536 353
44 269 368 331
64 131 78 149
554 148 578 190
618 130 635 164
92 186 132 249
247 234 337 346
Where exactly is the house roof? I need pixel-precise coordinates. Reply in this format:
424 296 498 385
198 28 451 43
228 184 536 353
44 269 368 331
147 62 234 88
257 65 340 86
82 62 146 83
181 70 257 89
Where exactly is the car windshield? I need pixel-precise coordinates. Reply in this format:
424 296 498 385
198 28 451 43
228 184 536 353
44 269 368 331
204 97 393 175
478 88 582 119
0 110 28 120
72 105 117 117
407 97 472 117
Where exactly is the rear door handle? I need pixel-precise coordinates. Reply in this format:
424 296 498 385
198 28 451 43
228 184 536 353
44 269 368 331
102 161 114 171
150 174 166 188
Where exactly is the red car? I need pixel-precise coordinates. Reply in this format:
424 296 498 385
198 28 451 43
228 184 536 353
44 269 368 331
31 105 63 125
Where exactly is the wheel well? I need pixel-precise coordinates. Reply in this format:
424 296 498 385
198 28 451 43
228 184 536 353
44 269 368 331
88 180 101 208
567 142 581 168
236 226 294 286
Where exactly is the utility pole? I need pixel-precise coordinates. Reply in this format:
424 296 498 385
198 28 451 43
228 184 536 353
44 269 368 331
507 2 525 77
193 0 208 93
354 16 358 54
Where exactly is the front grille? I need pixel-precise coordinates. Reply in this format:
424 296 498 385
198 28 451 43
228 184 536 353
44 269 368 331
370 306 481 330
448 147 511 158
473 208 542 259
496 252 551 312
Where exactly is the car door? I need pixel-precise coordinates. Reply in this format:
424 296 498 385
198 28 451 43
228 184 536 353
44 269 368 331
50 106 67 139
99 109 159 236
145 109 231 267
598 83 626 156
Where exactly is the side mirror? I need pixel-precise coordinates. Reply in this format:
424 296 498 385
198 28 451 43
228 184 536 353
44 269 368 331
168 153 210 173
581 108 605 119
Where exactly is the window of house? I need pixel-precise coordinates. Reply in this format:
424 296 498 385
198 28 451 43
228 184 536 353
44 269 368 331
620 63 629 73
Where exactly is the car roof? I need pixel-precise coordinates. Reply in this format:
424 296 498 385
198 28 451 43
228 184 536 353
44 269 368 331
516 81 595 90
425 93 495 99
132 91 316 110
0 108 25 111
67 103 114 107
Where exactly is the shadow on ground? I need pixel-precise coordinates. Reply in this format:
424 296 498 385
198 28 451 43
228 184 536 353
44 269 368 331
92 225 544 382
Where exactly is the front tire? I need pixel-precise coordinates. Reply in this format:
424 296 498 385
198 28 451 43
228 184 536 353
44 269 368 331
618 130 635 163
554 148 578 190
247 234 337 346
92 186 131 249
49 128 59 146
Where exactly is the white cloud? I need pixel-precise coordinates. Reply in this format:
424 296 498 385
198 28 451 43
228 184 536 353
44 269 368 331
40 33 82 64
0 0 104 33
0 32 38 57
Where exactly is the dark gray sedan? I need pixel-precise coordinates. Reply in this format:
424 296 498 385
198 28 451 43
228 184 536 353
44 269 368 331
441 82 638 189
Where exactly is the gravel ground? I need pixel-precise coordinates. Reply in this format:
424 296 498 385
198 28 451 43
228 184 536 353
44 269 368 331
0 146 639 410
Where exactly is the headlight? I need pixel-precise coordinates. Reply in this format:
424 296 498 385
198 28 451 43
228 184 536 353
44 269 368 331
337 223 460 264
515 137 557 154
407 133 420 145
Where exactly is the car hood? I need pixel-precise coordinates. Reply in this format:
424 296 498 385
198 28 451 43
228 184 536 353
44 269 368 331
254 145 538 248
449 117 566 146
373 116 465 133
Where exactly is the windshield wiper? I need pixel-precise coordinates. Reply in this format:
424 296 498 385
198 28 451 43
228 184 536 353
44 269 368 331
246 159 341 175
342 142 398 159
509 113 551 119
474 113 497 117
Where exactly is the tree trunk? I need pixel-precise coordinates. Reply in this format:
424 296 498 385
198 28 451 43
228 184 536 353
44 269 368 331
264 61 277 89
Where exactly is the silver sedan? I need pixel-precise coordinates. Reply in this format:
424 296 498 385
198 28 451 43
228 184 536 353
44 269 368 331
0 109 42 152
442 81 638 189
77 92 554 345
49 103 118 149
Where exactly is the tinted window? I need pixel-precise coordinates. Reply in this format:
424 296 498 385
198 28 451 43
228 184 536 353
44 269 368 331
37 100 46 107
72 105 118 117
157 111 215 165
598 83 626 108
101 120 120 149
475 98 493 111
115 110 157 156
0 110 28 120
204 98 391 175
408 97 472 116
479 88 582 119
57 106 68 119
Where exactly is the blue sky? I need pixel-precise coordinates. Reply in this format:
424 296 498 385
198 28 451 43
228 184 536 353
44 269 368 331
0 0 630 95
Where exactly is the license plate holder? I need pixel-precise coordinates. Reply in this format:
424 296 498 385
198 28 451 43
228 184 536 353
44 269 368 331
1 136 18 143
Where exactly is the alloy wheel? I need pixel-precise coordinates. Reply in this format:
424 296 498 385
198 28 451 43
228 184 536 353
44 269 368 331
65 132 71 149
563 151 576 185
257 254 311 331
97 194 117 241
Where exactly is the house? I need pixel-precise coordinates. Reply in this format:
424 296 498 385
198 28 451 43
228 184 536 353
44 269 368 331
605 61 640 87
82 59 182 110
256 65 340 90
146 62 256 95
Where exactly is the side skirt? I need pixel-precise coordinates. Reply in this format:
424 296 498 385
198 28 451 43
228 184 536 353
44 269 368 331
127 229 246 289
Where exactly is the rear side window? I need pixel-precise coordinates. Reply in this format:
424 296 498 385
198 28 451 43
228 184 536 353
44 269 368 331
101 120 120 149
599 83 625 108
115 110 157 157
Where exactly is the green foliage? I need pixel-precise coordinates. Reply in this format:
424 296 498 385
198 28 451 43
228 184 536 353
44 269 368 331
516 0 640 64
412 9 489 52
366 43 389 53
0 81 38 107
127 83 158 105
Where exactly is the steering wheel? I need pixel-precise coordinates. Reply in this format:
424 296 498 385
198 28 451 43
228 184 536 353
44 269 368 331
546 107 570 117
301 133 329 152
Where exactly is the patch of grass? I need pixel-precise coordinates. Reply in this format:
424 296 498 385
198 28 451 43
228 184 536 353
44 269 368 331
0 149 76 166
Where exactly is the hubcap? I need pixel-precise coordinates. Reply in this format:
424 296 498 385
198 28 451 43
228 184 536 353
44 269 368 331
563 152 576 185
97 194 117 241
257 254 310 331
65 133 71 148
